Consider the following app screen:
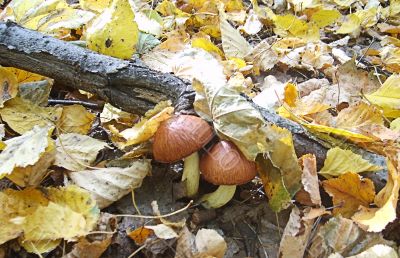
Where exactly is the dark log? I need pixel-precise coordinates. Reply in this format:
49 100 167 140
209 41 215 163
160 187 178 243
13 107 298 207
0 21 387 189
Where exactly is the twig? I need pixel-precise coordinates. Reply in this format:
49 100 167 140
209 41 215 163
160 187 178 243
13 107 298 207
115 200 193 219
48 99 103 109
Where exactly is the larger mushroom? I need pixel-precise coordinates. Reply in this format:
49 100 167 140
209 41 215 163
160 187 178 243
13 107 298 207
200 140 257 185
153 115 213 163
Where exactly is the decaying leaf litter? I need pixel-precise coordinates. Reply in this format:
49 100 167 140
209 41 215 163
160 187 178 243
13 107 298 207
0 0 400 257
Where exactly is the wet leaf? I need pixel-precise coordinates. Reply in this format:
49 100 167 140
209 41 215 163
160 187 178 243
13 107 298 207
0 67 18 107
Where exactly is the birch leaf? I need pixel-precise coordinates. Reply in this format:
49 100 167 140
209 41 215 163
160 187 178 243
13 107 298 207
58 105 95 135
86 0 139 59
69 159 151 208
0 126 54 186
220 15 252 58
55 133 109 171
319 147 382 178
0 97 62 134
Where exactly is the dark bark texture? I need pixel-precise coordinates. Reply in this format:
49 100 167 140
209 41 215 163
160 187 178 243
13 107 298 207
0 21 387 189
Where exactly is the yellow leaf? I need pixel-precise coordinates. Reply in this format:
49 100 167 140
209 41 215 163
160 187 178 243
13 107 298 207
220 15 252 58
336 102 384 131
303 123 375 142
310 9 341 28
390 117 400 131
69 159 151 208
200 185 236 209
55 133 109 171
110 103 173 149
0 67 18 108
273 14 320 41
0 97 62 134
5 0 66 25
58 105 95 134
100 103 138 126
337 13 361 34
319 147 381 178
192 37 224 58
0 185 99 249
80 0 111 12
323 172 375 218
283 83 298 107
0 126 53 181
352 158 399 232
36 7 96 33
365 74 400 118
86 0 139 59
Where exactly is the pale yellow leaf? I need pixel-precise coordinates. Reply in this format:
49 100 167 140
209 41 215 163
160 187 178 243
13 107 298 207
80 0 111 13
0 126 53 181
200 185 236 209
144 224 178 239
110 103 173 149
220 16 252 58
195 229 227 258
319 147 381 178
310 9 341 28
69 159 151 208
0 97 62 134
365 74 400 118
352 158 399 232
55 133 109 171
58 105 95 134
20 239 61 255
86 0 139 59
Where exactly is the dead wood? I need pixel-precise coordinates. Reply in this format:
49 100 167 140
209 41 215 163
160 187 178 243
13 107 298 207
0 21 387 189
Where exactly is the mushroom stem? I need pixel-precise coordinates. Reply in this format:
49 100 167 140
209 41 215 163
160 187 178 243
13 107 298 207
200 185 237 209
182 152 200 197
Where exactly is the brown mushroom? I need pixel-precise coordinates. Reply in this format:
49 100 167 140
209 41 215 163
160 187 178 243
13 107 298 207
153 115 213 163
200 140 257 185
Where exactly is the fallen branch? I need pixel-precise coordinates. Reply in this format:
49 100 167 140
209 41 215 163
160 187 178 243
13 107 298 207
0 21 387 189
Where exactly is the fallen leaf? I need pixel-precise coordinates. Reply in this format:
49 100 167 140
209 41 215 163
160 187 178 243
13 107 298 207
307 216 395 257
58 105 95 134
245 40 279 73
296 154 321 206
279 206 314 258
239 9 262 35
195 229 227 258
127 227 154 245
64 237 112 258
319 147 381 178
109 102 173 149
0 67 18 107
69 159 151 208
323 172 375 218
344 244 398 258
86 0 139 59
352 157 399 232
145 224 178 240
0 185 99 252
0 97 61 134
335 102 384 131
0 126 54 187
100 103 138 127
365 74 400 118
220 15 252 58
55 133 109 171
19 80 52 106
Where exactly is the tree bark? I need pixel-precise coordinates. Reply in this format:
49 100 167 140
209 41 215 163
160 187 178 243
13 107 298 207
0 21 387 189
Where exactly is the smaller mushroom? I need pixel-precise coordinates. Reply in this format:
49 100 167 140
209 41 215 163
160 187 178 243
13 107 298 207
153 115 213 163
200 140 257 185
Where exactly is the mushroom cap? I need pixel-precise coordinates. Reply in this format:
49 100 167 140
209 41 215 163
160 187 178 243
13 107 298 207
153 115 213 163
200 141 257 185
